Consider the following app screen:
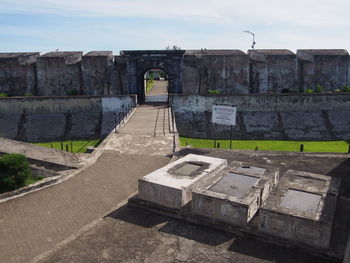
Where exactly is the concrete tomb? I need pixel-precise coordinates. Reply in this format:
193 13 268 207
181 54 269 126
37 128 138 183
138 154 227 209
192 164 279 227
258 170 340 249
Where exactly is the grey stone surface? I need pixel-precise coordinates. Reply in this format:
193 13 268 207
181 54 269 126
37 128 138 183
259 170 340 249
0 96 136 142
344 231 350 263
0 49 350 96
297 49 349 92
328 110 350 140
280 189 321 213
24 113 66 141
192 164 279 227
281 111 331 140
1 49 350 96
248 49 297 93
138 154 227 209
36 51 82 96
100 111 116 136
0 52 39 96
0 113 21 138
171 94 350 140
82 51 113 95
243 112 279 134
69 112 101 138
182 50 249 95
37 148 350 263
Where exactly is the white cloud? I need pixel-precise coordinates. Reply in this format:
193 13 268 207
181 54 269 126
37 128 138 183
1 0 349 27
0 0 349 52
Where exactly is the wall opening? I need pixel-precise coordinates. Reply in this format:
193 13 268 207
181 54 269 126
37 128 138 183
143 69 169 103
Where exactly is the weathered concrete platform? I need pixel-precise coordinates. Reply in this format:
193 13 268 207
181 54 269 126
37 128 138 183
128 148 350 261
0 137 83 170
259 169 340 249
192 164 279 227
138 154 227 209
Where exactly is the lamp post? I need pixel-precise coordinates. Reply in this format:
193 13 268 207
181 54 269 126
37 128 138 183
243 30 256 49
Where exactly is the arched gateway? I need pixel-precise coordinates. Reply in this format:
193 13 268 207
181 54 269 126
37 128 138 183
121 50 185 103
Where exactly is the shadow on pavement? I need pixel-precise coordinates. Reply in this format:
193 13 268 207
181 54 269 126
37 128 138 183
159 219 235 246
105 204 168 228
228 236 335 263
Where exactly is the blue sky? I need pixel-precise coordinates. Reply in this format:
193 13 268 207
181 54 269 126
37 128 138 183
0 0 349 54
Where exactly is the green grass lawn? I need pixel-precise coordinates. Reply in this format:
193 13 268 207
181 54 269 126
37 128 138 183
146 79 154 93
34 139 102 153
180 137 350 153
24 175 44 186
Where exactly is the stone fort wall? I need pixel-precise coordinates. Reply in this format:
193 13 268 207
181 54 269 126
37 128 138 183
0 95 136 142
0 49 349 96
170 93 350 141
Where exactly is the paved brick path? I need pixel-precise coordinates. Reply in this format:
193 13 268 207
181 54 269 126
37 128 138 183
0 103 173 263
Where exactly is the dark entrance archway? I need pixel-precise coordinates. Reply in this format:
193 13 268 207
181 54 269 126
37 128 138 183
122 50 185 103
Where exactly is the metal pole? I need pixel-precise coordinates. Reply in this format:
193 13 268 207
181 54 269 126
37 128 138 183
230 125 233 149
243 30 256 49
214 123 217 148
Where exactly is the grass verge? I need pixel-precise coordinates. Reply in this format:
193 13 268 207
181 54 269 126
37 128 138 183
180 137 350 153
0 154 44 194
0 175 44 194
146 79 154 93
34 139 102 153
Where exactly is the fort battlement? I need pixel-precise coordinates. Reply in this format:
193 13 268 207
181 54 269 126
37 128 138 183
0 49 349 99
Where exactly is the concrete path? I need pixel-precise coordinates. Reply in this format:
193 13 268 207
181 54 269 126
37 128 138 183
103 104 175 156
120 104 171 136
0 103 175 263
145 80 168 102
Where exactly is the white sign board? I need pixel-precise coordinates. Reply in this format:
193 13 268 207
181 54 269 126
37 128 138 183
212 104 236 126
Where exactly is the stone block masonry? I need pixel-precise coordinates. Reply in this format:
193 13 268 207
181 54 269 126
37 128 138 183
0 49 349 97
0 95 136 142
138 154 227 209
170 93 350 141
192 163 279 227
36 52 83 96
258 170 340 249
0 53 39 96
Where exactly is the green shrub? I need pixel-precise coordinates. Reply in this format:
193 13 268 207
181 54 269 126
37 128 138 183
304 89 313 93
67 89 79 96
24 93 34 96
314 85 325 93
0 93 8 97
0 154 32 191
342 86 350 92
208 89 221 94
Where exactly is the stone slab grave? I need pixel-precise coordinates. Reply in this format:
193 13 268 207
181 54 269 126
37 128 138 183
138 154 227 209
191 163 279 227
258 170 340 249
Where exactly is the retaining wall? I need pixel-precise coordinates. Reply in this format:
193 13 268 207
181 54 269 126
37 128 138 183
0 95 136 142
170 94 350 141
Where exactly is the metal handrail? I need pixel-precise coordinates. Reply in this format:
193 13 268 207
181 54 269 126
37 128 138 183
114 102 134 133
